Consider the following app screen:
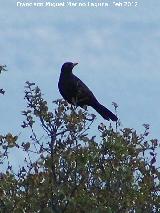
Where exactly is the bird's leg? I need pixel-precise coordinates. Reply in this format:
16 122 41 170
71 94 88 113
73 95 88 111
81 105 87 110
76 95 88 111
70 104 77 111
71 97 78 109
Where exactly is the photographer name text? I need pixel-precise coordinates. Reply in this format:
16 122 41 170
16 1 138 8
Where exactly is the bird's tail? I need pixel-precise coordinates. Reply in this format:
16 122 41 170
92 101 118 121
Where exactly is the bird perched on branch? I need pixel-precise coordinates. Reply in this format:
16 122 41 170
58 62 118 121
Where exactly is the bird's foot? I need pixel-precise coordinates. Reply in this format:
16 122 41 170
82 105 87 110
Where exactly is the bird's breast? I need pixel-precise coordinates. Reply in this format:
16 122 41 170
58 76 76 104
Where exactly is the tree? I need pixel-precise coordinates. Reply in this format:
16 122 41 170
0 81 160 213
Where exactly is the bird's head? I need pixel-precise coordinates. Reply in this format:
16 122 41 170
61 62 78 74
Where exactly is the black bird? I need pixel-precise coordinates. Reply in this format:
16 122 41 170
58 62 118 121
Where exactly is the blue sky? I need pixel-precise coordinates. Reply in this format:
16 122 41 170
0 1 160 167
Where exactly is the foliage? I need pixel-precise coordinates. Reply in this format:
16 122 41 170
0 81 160 213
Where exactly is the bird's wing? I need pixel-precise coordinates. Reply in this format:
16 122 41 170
72 75 96 106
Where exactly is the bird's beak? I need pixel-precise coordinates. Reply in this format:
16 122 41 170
73 63 78 67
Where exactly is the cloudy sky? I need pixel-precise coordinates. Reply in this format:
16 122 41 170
0 0 160 167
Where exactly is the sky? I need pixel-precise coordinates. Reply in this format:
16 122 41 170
0 0 160 168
